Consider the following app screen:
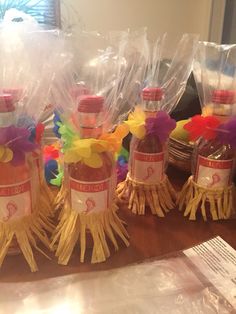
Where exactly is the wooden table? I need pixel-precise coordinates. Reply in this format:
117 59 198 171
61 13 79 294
1 166 236 283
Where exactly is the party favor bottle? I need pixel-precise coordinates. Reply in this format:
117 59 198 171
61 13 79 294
118 88 176 216
68 95 114 214
0 95 32 254
181 90 235 220
117 34 198 216
179 41 236 221
129 88 167 187
52 30 148 265
0 24 62 271
193 90 235 190
53 95 129 265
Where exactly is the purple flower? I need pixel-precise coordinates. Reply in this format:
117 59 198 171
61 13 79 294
145 111 176 143
0 126 38 166
218 118 236 149
117 161 128 183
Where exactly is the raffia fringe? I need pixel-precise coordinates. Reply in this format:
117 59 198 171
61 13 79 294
178 176 236 221
40 180 56 217
52 181 67 216
51 201 129 265
0 190 54 272
116 173 176 216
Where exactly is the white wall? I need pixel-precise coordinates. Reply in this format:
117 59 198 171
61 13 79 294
65 0 213 41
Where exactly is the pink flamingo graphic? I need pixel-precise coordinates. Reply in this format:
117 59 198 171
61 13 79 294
143 166 155 181
3 202 18 222
208 173 221 188
84 198 96 214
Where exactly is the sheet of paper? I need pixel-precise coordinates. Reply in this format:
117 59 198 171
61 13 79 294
184 236 236 308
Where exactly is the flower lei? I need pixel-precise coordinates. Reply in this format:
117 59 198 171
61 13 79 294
125 107 176 142
44 142 63 187
0 125 40 166
184 115 236 148
57 119 129 168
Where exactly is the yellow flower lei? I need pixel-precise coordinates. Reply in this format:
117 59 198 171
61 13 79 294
64 124 129 168
124 107 146 139
0 145 13 163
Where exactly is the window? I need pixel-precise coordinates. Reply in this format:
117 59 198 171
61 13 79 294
0 0 61 28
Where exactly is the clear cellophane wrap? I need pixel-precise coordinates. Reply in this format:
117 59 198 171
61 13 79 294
179 41 236 221
0 11 63 271
50 30 146 264
117 33 198 216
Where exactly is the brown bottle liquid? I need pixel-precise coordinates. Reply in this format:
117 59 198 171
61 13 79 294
129 88 167 183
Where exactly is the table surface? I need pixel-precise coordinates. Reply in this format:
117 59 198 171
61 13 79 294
1 166 236 283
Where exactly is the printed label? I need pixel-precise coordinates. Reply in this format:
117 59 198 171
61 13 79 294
184 236 236 309
70 178 110 214
195 156 233 188
0 180 32 222
131 151 164 184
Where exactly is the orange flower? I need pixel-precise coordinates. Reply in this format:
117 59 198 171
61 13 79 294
99 124 129 153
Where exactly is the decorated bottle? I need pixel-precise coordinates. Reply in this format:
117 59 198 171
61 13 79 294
129 88 167 184
8 88 43 185
0 94 33 254
68 95 115 215
192 90 235 191
203 89 236 120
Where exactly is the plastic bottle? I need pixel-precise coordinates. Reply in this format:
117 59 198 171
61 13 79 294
129 88 167 184
68 95 115 215
0 94 32 254
192 90 235 190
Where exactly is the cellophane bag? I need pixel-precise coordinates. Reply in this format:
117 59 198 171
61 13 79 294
0 11 62 271
0 237 234 313
50 30 146 265
179 42 236 221
117 33 198 216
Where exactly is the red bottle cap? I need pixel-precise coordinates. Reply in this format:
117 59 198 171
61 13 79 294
3 88 23 102
142 87 163 101
212 90 236 104
0 94 15 113
78 95 104 113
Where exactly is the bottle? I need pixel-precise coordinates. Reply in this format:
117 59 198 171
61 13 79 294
205 89 236 121
129 88 167 184
3 88 41 198
68 95 115 216
0 94 33 254
3 88 23 104
192 90 235 191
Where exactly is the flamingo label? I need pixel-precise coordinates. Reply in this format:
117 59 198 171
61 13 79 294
195 156 234 188
132 151 164 184
0 180 32 222
70 178 110 213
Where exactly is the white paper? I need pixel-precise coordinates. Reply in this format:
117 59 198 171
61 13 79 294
184 236 236 308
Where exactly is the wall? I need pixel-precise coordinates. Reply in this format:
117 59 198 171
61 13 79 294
222 0 236 43
64 0 213 41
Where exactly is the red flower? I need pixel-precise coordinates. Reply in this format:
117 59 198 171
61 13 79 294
44 144 59 161
35 123 45 144
203 116 221 140
184 115 221 141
